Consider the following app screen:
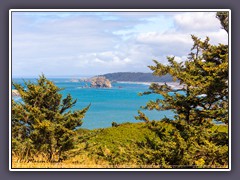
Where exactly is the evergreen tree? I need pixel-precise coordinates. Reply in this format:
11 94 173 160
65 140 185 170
136 12 228 125
216 11 229 33
136 119 228 168
12 75 90 162
135 12 229 168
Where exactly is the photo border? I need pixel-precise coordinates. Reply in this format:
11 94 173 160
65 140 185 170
9 8 231 172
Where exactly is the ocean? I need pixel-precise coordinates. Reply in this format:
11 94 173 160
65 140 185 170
12 78 175 130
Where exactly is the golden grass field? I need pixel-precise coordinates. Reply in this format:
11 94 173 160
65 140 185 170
12 157 162 168
12 156 228 169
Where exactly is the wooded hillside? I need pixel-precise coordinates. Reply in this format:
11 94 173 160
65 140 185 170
102 72 173 82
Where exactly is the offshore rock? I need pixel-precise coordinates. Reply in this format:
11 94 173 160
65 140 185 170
90 76 112 88
12 89 20 97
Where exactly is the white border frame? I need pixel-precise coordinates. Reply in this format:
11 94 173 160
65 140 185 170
9 9 231 171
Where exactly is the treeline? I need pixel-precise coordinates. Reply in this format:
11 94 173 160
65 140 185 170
101 72 173 82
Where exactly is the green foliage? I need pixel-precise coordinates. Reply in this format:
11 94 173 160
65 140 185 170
72 122 228 168
77 123 157 166
134 12 229 168
135 110 150 123
12 75 90 162
136 120 228 168
136 12 229 125
111 121 120 127
216 11 229 33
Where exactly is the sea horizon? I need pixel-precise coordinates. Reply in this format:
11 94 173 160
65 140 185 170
12 78 175 130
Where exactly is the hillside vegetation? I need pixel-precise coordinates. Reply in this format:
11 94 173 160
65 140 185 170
12 121 228 168
101 72 173 82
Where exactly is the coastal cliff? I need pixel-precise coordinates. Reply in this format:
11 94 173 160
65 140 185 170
90 76 112 88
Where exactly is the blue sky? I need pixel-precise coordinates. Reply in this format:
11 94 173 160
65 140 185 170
12 11 228 78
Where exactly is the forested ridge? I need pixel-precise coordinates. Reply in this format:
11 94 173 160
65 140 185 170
102 72 173 82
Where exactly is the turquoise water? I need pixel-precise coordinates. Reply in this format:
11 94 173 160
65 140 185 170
12 78 175 129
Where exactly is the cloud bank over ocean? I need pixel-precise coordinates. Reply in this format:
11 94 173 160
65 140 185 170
12 11 228 77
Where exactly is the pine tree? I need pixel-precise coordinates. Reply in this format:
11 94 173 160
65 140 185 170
12 75 90 162
135 11 229 168
136 12 228 125
216 11 229 33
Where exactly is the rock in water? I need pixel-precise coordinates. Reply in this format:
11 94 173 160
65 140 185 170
12 89 20 96
90 76 112 88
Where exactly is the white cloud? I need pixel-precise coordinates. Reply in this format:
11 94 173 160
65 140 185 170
192 29 228 45
12 11 229 77
174 12 221 32
136 32 192 47
136 32 193 57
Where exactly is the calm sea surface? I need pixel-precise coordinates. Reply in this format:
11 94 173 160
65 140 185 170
12 78 175 129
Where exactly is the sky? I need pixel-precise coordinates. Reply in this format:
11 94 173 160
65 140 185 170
12 11 228 78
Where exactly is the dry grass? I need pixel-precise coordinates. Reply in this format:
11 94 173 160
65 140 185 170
11 155 166 169
12 155 107 168
11 156 228 169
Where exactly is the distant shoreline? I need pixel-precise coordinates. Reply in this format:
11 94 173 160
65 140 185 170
116 81 184 90
11 80 185 92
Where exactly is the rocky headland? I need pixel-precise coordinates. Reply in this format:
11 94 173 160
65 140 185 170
90 76 112 88
12 89 20 97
